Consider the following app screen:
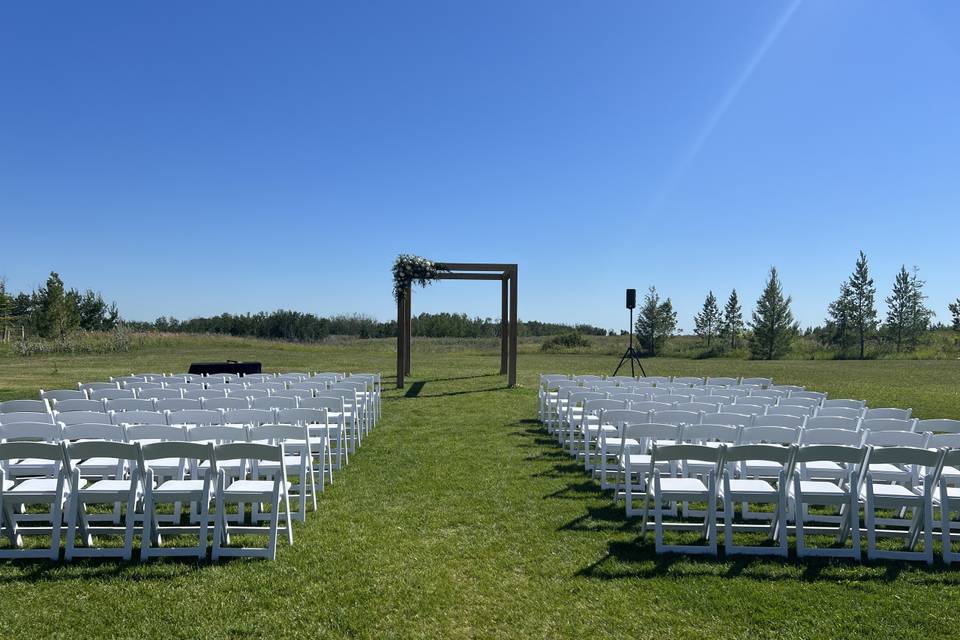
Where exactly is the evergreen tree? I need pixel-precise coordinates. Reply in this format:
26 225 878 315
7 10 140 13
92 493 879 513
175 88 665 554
35 272 79 339
826 282 855 355
693 290 721 347
748 267 798 360
884 265 912 352
721 289 744 349
950 298 960 332
847 250 877 359
634 286 677 356
906 266 934 350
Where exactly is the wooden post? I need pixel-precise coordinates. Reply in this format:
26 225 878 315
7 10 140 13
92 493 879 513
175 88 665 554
500 275 508 375
396 296 405 389
404 284 412 375
508 266 518 387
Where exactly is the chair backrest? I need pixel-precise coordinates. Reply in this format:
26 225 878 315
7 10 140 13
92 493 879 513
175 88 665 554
723 443 794 465
235 388 269 399
685 388 712 398
214 442 282 465
40 389 87 402
664 394 692 404
628 401 673 413
125 424 186 442
0 440 65 463
673 402 719 414
129 381 164 391
566 391 605 406
246 382 287 393
1 411 55 425
866 446 943 475
752 414 805 429
0 422 62 442
188 425 246 443
288 382 328 393
168 409 222 426
821 398 865 410
88 388 137 401
793 444 867 467
707 395 734 405
202 396 250 411
583 399 627 414
929 433 960 449
650 444 726 473
599 409 650 427
140 441 214 466
155 398 201 412
672 376 704 386
765 405 815 418
816 406 863 420
861 430 929 448
705 412 753 428
221 408 275 426
789 390 827 402
738 425 799 445
706 377 738 387
251 396 298 411
56 411 109 426
240 374 274 384
79 382 120 392
916 419 960 434
276 408 327 425
863 407 912 420
649 410 702 427
137 388 184 401
740 377 772 388
777 397 820 409
53 399 105 413
1 399 50 413
162 381 196 391
771 384 805 393
622 422 681 445
110 410 167 426
609 393 650 404
859 418 917 433
798 428 863 446
112 375 147 385
681 423 740 444
299 397 343 412
61 422 126 442
721 403 765 416
104 398 156 413
270 390 309 401
805 415 859 431
740 395 777 407
183 388 228 400
65 439 140 464
248 423 309 445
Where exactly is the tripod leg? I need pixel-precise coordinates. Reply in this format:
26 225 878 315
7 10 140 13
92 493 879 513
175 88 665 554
613 350 631 377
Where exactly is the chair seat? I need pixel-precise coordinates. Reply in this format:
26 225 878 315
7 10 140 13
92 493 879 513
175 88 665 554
935 486 960 504
792 480 845 499
862 483 920 499
80 479 136 495
721 478 777 496
144 458 183 474
9 477 83 495
259 456 306 469
154 479 206 494
2 479 12 491
9 459 58 474
654 477 709 497
584 425 616 436
602 437 638 450
224 479 291 498
940 465 960 481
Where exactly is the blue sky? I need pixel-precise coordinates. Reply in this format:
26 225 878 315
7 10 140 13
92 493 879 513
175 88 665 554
2 1 958 332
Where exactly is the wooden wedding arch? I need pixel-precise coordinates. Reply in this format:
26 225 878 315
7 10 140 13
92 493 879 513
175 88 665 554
396 263 518 389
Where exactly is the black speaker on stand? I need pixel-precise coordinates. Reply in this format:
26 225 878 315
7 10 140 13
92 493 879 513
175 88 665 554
613 288 647 377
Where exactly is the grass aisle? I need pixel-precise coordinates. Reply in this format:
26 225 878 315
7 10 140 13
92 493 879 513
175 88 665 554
1 338 960 637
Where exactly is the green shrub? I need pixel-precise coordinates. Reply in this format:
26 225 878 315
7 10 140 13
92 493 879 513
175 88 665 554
540 332 591 352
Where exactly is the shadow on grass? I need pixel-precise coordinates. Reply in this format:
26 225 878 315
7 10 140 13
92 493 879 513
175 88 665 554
0 553 213 583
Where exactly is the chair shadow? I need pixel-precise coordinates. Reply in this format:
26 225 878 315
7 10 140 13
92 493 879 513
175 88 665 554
0 554 214 584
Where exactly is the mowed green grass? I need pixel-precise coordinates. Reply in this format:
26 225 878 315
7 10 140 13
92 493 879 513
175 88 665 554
1 335 960 638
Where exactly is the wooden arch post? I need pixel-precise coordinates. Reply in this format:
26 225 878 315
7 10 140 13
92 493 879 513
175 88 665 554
396 263 517 389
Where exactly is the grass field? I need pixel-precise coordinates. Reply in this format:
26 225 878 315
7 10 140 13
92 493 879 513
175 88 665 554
1 335 960 638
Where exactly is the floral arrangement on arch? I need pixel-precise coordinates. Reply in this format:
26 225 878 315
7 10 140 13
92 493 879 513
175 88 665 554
392 254 448 302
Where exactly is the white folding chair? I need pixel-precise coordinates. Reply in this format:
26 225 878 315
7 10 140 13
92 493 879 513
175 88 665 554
721 443 796 557
791 444 869 560
62 440 143 561
212 442 292 561
139 441 216 561
862 446 944 564
936 449 960 565
248 424 317 521
0 441 77 560
277 407 336 482
639 443 725 556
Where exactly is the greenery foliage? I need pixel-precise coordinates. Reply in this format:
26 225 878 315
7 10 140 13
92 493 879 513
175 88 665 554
847 250 878 359
392 254 447 302
0 271 118 341
720 289 743 350
540 332 591 352
693 290 721 347
748 267 798 360
634 286 677 356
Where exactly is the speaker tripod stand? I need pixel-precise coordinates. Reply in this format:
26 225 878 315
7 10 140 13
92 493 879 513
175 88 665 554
613 306 647 377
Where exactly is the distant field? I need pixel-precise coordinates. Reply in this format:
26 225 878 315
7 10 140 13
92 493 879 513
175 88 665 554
1 335 959 638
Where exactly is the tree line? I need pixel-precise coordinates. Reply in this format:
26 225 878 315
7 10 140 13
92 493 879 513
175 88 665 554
0 272 119 341
638 251 960 360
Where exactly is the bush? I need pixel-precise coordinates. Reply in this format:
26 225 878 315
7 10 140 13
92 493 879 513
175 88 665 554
540 332 591 352
13 326 131 356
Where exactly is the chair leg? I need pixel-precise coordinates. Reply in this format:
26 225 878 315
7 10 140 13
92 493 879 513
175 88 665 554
64 495 79 562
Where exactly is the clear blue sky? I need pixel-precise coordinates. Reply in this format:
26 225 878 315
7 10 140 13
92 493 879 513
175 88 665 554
2 1 958 332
